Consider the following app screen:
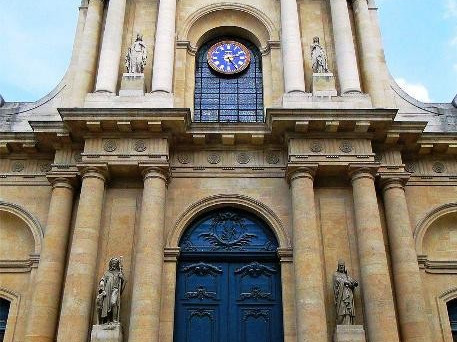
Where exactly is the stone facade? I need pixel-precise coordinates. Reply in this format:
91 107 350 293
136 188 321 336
0 0 457 341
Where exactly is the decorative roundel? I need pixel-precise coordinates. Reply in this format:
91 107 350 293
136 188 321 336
207 40 251 75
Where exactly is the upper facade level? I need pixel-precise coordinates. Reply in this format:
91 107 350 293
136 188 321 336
0 0 456 133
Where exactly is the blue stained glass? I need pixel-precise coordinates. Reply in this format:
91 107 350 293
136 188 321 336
194 37 264 123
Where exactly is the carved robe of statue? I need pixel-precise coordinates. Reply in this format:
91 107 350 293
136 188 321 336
310 36 329 73
333 260 358 325
96 257 126 325
125 34 147 73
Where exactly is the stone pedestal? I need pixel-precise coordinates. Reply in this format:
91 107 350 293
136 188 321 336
312 73 337 97
119 73 145 96
91 324 123 342
334 325 366 342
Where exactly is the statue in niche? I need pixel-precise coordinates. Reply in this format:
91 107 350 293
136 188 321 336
310 36 329 73
333 259 358 325
96 257 126 325
125 34 147 73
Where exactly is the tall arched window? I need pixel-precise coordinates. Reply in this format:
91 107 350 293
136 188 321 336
0 298 10 341
194 37 264 123
448 299 457 341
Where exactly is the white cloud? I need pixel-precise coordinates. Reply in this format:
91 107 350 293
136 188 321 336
445 0 457 18
395 78 432 103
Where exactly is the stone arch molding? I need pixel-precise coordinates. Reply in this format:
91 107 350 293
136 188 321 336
414 202 457 256
167 194 291 249
179 3 278 49
0 287 21 342
0 201 44 255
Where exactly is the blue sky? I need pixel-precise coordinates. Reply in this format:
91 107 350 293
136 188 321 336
0 0 456 103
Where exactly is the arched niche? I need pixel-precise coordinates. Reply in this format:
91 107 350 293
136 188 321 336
414 203 457 272
414 203 457 255
174 4 282 110
0 288 20 342
0 201 44 270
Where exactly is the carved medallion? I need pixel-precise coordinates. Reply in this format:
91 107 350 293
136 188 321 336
103 140 117 152
237 152 251 164
432 162 446 174
11 161 25 172
184 286 217 300
181 262 223 276
74 152 82 162
234 262 276 277
309 141 323 153
199 212 257 251
339 141 353 153
242 309 269 321
39 163 52 173
265 152 279 165
240 286 272 301
207 153 221 165
190 309 213 319
177 152 191 164
404 162 417 173
133 140 147 152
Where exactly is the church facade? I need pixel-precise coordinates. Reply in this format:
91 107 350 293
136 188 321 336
1 0 457 341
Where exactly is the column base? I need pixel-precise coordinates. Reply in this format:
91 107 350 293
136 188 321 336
312 72 337 97
84 91 174 108
90 323 123 342
119 73 145 96
281 92 372 109
282 91 312 108
145 91 174 107
333 325 366 342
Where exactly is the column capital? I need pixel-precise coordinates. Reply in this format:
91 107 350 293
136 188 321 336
48 176 78 191
348 164 379 182
139 164 170 183
163 247 180 262
286 164 318 183
379 175 410 193
78 164 109 182
277 247 293 263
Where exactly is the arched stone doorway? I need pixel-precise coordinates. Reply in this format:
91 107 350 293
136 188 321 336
173 207 284 342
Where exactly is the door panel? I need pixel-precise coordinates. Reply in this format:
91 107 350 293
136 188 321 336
174 260 283 342
174 209 283 342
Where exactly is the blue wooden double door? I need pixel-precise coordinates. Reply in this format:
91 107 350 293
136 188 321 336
174 209 284 342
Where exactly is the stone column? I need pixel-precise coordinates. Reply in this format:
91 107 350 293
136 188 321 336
289 167 327 342
329 0 362 94
24 178 75 342
352 0 385 107
280 0 306 94
56 166 108 342
151 0 177 93
95 0 127 93
128 167 167 342
349 168 399 342
381 177 432 342
70 0 105 106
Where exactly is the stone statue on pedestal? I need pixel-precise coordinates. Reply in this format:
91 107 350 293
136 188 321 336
96 257 126 325
310 36 329 73
125 34 147 74
333 260 358 325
